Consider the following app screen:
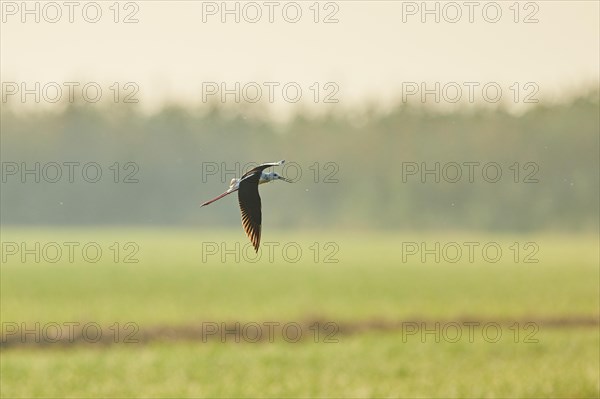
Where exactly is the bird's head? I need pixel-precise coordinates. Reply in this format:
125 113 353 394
261 172 293 184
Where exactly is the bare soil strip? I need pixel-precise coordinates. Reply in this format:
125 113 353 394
1 316 597 349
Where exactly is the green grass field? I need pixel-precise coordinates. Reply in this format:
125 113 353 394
1 228 598 398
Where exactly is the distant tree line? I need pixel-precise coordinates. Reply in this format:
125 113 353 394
1 90 598 232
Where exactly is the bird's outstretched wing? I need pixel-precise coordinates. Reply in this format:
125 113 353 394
240 160 285 181
238 182 261 252
237 161 284 252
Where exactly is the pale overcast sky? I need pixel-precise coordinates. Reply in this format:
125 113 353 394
1 1 598 116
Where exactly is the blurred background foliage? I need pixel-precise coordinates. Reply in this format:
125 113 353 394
1 88 598 232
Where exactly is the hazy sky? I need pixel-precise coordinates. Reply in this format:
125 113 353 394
1 1 598 115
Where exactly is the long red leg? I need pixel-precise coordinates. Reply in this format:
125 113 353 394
200 188 237 207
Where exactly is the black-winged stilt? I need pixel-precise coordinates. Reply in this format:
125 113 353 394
201 160 291 252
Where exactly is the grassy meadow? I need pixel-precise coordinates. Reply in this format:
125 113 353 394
1 228 598 397
2 6 598 397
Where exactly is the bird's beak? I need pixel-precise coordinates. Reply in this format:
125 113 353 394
280 176 293 183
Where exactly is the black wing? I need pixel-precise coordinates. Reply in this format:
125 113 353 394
240 160 284 180
238 161 284 252
237 161 284 252
238 171 262 252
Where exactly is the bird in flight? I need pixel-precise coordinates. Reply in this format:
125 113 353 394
201 160 292 252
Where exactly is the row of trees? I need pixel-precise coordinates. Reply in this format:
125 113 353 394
1 90 598 231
